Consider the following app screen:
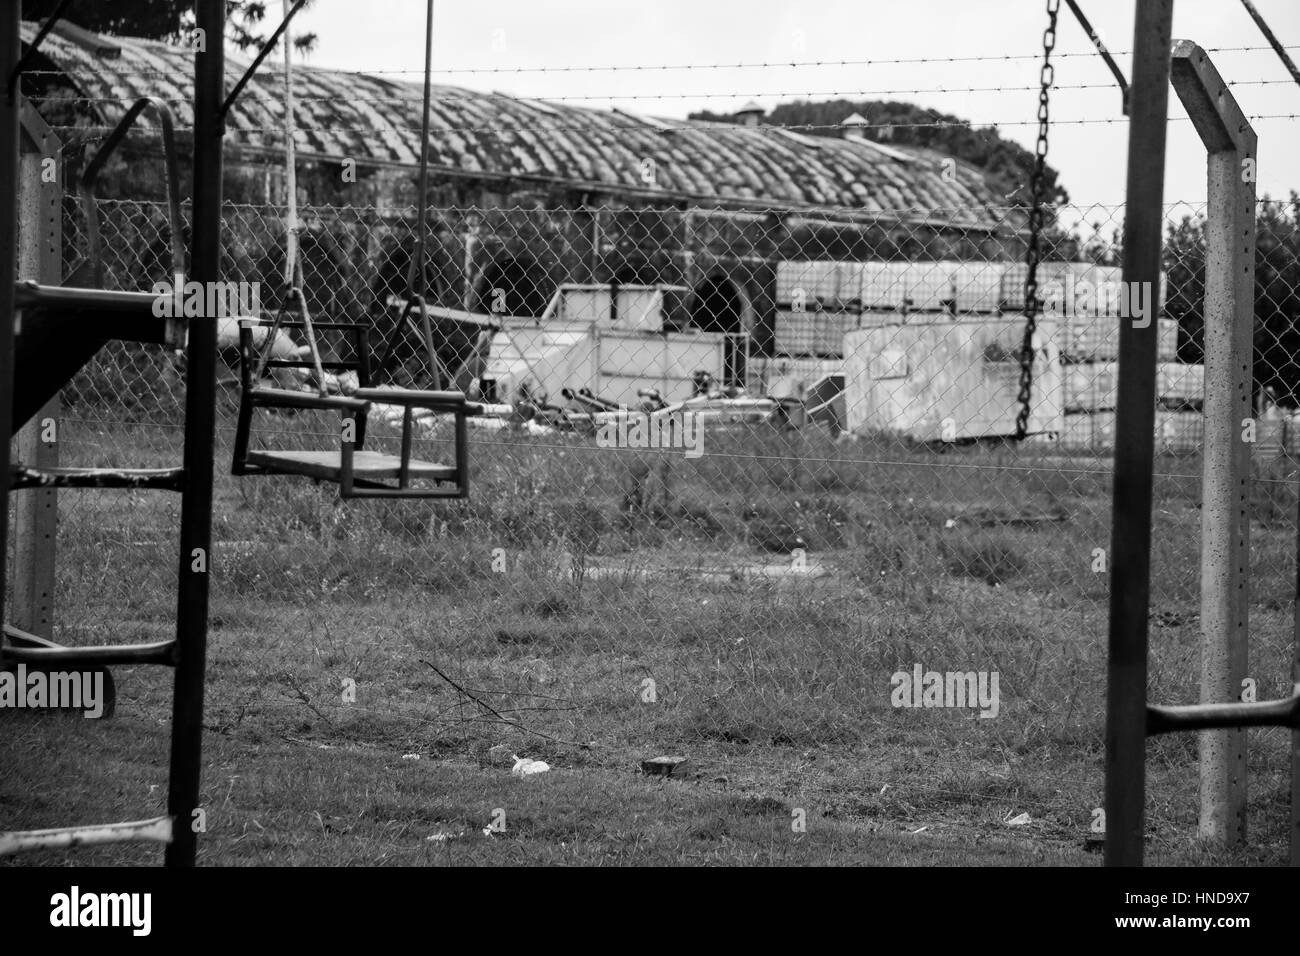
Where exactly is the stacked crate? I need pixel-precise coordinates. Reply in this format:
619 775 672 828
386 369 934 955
775 261 862 358
1033 263 1201 452
950 262 1005 314
856 262 911 311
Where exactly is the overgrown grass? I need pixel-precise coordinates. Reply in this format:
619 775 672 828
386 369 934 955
2 411 1296 865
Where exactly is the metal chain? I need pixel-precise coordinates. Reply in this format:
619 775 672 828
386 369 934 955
1017 0 1059 441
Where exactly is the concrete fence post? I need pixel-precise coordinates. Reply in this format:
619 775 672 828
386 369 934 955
11 100 61 639
1169 39 1257 846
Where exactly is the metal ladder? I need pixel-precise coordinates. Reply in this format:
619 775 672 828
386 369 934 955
0 0 225 867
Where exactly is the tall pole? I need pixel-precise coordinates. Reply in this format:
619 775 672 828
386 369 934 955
408 0 434 300
166 0 222 867
282 0 299 291
1104 0 1174 867
0 2 20 642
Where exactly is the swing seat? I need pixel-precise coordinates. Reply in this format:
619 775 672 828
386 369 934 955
242 449 457 483
231 321 470 499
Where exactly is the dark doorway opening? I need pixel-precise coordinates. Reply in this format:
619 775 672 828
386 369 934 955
689 274 750 388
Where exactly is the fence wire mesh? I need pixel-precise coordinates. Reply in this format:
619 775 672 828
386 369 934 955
8 191 1300 859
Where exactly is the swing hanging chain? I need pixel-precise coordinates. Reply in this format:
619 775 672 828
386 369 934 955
248 1 328 396
1017 0 1059 442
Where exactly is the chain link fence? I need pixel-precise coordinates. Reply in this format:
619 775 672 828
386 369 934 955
12 193 1300 855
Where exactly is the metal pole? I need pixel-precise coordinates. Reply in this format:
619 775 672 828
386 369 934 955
282 0 299 293
0 1 22 640
1104 0 1174 868
1238 0 1300 90
407 0 435 302
165 0 222 868
1063 0 1131 114
1293 481 1300 865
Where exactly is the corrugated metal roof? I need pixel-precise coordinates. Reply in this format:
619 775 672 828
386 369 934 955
21 22 1008 228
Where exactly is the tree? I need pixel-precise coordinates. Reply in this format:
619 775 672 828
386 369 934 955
1164 194 1300 403
23 1 318 55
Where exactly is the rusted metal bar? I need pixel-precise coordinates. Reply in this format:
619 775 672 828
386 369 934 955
339 413 356 497
455 399 468 499
0 0 22 641
1238 0 1300 90
351 387 465 407
218 0 309 122
14 281 164 312
10 465 186 490
399 407 413 488
78 97 184 292
406 0 436 301
1105 0 1174 869
1147 695 1300 733
1064 0 1132 114
7 0 74 98
1170 38 1257 848
248 387 366 412
345 484 465 500
1 625 116 716
1293 470 1300 865
2 638 177 668
0 816 173 857
165 0 222 869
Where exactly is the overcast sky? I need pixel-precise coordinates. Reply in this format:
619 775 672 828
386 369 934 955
293 0 1299 230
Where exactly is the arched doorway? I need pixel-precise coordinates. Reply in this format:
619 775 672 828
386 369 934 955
688 274 754 388
474 258 552 318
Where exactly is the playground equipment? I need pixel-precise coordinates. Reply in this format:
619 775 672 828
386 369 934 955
0 0 227 866
232 320 471 498
1104 0 1300 866
230 0 479 499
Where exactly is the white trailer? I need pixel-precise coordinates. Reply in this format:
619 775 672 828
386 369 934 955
842 318 1063 441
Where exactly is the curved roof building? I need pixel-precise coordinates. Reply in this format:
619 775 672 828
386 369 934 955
20 21 1009 231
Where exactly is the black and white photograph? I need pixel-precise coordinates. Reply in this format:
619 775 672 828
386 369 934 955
0 0 1298 929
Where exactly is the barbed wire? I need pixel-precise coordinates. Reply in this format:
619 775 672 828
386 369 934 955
17 43 1300 80
40 113 1300 142
24 76 1300 112
78 195 1297 214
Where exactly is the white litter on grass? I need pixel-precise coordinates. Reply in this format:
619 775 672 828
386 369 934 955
944 518 957 529
402 753 420 761
1005 812 1032 826
426 831 455 842
511 754 550 776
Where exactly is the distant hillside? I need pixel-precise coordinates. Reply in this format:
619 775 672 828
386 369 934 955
689 99 1068 207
